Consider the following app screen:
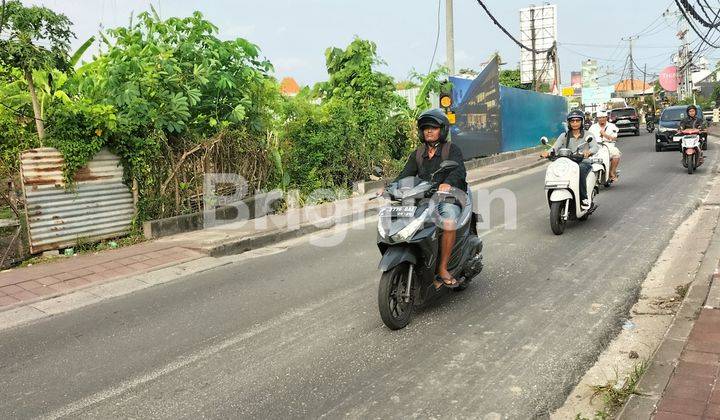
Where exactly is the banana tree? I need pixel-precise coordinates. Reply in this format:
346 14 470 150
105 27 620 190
0 0 74 142
0 36 94 122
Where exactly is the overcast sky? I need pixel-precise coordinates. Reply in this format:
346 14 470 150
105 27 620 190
22 0 718 87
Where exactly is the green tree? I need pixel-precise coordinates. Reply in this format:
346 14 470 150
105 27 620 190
284 38 412 192
0 0 73 141
76 8 273 137
499 69 531 90
410 67 451 115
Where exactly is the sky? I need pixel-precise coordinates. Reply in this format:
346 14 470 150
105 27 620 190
20 0 720 88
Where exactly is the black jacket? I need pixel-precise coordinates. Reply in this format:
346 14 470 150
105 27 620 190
679 116 707 130
394 143 468 191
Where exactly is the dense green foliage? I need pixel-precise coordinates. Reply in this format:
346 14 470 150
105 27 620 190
282 39 412 192
0 8 420 222
499 69 531 90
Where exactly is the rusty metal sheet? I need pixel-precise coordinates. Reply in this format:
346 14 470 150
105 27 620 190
20 148 135 254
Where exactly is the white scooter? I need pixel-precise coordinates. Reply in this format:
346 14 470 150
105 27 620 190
593 140 612 188
541 136 599 235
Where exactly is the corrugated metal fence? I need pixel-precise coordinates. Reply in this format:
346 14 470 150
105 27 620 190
20 148 135 254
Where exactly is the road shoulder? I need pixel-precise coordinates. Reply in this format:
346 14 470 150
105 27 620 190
552 160 720 419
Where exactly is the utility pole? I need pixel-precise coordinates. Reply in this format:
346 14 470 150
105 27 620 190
622 35 639 91
551 42 561 91
445 0 455 75
530 7 537 91
664 7 689 100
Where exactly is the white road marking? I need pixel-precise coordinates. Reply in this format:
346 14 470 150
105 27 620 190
40 282 370 420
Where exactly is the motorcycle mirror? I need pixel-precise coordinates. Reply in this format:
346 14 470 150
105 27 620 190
585 136 594 143
372 165 384 177
540 136 549 145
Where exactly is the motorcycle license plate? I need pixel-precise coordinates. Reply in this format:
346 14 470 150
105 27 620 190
617 119 630 124
379 206 416 218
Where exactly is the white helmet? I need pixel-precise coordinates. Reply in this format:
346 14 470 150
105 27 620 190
596 111 608 118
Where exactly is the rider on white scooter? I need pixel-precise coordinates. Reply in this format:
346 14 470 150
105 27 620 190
588 111 621 182
541 110 600 209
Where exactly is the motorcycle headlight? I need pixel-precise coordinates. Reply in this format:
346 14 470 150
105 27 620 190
391 209 429 242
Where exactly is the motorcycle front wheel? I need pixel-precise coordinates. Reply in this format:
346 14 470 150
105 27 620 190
688 155 694 174
550 201 566 235
378 263 413 330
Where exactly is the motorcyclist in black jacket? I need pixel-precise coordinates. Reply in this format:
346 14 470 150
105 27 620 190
679 105 707 130
679 104 708 154
388 109 468 289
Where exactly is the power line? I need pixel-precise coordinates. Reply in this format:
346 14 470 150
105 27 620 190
427 0 441 74
558 42 674 49
474 0 551 54
697 0 716 22
634 2 675 36
631 56 659 78
557 45 628 63
678 0 720 28
675 0 720 47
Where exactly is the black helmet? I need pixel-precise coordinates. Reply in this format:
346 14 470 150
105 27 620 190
417 108 450 143
687 104 698 115
567 109 585 122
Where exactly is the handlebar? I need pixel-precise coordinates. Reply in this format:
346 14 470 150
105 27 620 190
678 129 704 135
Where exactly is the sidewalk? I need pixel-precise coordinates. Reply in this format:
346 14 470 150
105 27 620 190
653 305 720 419
619 254 720 419
0 242 205 311
0 148 546 318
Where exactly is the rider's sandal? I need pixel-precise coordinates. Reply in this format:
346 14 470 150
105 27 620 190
435 275 460 289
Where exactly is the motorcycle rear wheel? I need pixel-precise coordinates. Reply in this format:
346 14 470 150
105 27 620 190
378 263 413 330
550 201 566 235
688 155 694 174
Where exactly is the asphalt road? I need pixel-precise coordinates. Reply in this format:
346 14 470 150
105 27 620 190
1 132 717 419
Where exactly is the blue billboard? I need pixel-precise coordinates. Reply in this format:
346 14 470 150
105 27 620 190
449 58 568 158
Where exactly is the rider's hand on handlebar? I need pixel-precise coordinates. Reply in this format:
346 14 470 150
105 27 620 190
540 151 550 158
583 150 591 159
438 183 451 192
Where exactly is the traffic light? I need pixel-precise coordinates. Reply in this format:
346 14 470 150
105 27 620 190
440 94 452 109
439 93 455 124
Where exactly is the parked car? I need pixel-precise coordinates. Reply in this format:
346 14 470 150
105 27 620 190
608 107 640 136
655 105 707 152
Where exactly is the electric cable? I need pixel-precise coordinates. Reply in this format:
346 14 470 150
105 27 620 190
474 0 552 54
427 0 442 74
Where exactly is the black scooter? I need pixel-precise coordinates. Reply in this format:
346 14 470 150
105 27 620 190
373 161 484 330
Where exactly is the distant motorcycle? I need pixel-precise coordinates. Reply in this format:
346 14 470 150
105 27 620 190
675 129 704 174
646 119 655 132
